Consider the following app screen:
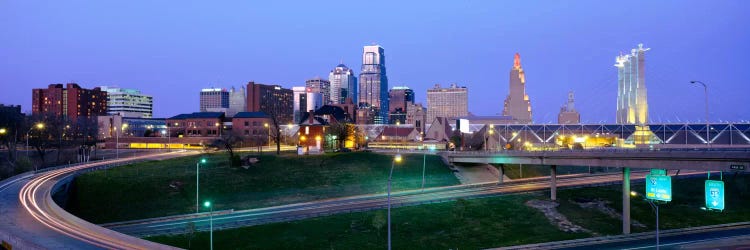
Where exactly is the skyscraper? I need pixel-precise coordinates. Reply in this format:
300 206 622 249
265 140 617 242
99 86 153 118
358 45 389 124
246 81 294 124
426 83 468 123
558 91 580 124
502 53 533 124
32 83 107 120
328 64 357 104
292 86 323 123
388 86 415 124
199 88 229 112
616 43 650 125
228 86 247 117
305 77 331 104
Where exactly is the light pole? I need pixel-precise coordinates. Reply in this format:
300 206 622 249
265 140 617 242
26 123 44 159
690 81 710 148
631 191 659 249
116 123 128 159
196 158 207 213
387 154 403 250
203 201 214 250
264 123 270 150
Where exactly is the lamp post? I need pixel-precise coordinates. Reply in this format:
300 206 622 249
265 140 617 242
387 154 403 250
26 123 44 159
264 123 270 149
631 191 659 249
116 123 128 159
203 201 214 250
690 81 710 148
196 158 207 213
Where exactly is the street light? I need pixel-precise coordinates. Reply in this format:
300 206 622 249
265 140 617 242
631 191 660 249
26 123 44 159
264 123 270 148
196 158 207 213
387 153 402 250
204 201 214 250
690 81 710 148
116 123 128 159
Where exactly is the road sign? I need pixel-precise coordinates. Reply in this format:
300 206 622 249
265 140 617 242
705 180 725 211
650 169 667 176
730 165 745 171
646 174 672 202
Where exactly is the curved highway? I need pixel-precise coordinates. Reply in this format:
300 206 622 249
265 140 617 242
0 151 196 249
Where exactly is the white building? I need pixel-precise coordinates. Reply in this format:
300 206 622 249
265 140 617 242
293 86 323 123
228 86 246 117
99 86 153 118
329 64 357 104
616 43 650 125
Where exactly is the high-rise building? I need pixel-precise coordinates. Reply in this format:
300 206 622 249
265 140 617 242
292 86 323 123
199 88 229 112
558 91 580 124
99 86 153 118
32 83 107 120
358 45 389 124
388 86 415 124
246 81 294 124
305 78 331 104
329 64 357 104
228 86 247 117
616 43 650 125
502 53 533 124
426 83 468 123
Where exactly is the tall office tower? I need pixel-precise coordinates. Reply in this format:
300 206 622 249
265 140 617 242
305 77 331 104
426 83 468 123
246 81 294 124
558 91 581 124
99 86 153 118
616 43 650 125
358 45 389 124
228 86 247 117
388 86 415 124
502 53 533 124
199 88 230 112
32 83 107 120
329 64 357 104
292 86 323 123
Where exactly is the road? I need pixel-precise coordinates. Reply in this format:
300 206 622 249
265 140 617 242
103 170 703 237
0 150 197 249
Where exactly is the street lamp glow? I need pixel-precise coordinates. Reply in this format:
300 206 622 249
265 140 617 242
264 123 269 128
0 128 6 134
204 201 211 207
36 123 45 129
630 191 638 197
394 154 402 163
201 158 207 164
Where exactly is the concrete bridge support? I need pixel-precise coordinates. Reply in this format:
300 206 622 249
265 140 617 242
497 164 504 184
550 165 557 201
623 167 631 235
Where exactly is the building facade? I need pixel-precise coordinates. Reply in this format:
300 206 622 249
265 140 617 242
32 83 108 120
246 81 294 124
616 43 650 125
166 112 225 137
329 64 357 105
232 112 271 144
358 45 389 124
199 88 229 112
388 86 415 124
292 86 323 123
228 86 247 117
97 115 166 139
558 91 581 124
99 86 153 118
426 83 468 123
305 78 331 105
502 53 533 124
406 102 426 135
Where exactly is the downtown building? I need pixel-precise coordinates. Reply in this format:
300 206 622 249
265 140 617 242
32 83 107 120
426 83 468 124
557 91 580 124
388 86 415 124
329 64 357 105
246 81 294 124
99 86 153 118
616 43 650 125
502 53 533 124
199 88 230 112
228 86 247 117
358 45 389 124
305 77 331 105
292 86 323 123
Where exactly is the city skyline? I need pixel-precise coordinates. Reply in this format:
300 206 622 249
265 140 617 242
1 1 748 122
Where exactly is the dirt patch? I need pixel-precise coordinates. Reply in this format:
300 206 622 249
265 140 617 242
525 199 594 235
571 198 647 228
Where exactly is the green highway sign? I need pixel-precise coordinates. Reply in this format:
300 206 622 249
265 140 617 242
646 174 672 202
650 169 667 176
705 180 725 211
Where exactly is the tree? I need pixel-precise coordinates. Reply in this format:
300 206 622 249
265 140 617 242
325 122 358 150
371 210 386 237
0 106 23 168
210 130 244 166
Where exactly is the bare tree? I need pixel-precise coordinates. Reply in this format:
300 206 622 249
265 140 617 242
0 107 23 168
210 130 244 166
325 122 359 150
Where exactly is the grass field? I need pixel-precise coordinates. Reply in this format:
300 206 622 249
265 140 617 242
147 173 750 249
65 151 460 224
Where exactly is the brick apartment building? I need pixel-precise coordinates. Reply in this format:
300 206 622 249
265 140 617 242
32 83 107 120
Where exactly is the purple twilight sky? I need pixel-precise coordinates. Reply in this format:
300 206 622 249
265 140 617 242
1 1 749 123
